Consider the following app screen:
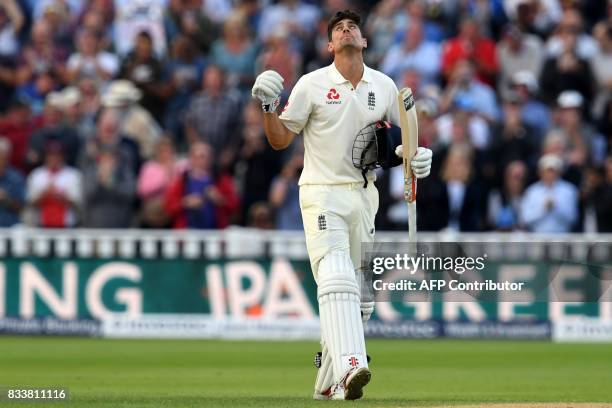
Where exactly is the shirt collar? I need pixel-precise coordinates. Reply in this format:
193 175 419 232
328 62 372 84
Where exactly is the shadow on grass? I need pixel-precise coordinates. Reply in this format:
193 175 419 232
21 395 536 408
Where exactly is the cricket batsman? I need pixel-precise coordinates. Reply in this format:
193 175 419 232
251 10 433 400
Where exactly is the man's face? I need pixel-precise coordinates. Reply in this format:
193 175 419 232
189 144 213 171
203 67 224 93
45 151 64 170
540 167 559 185
136 35 153 58
328 18 366 54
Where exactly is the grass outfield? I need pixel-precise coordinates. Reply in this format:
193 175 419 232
0 337 611 407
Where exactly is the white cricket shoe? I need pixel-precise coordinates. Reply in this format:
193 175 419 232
312 384 344 400
343 367 371 400
313 388 332 400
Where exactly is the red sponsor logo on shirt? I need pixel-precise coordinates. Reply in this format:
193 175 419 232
326 88 342 104
327 88 340 100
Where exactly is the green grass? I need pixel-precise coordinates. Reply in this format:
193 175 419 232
0 337 611 407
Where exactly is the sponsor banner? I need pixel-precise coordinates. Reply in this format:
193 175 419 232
443 321 551 340
553 318 612 342
0 256 610 322
101 317 549 340
102 315 320 340
365 321 550 340
0 258 317 320
365 320 441 339
0 317 100 336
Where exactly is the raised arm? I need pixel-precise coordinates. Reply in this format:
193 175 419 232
252 70 296 150
262 112 296 151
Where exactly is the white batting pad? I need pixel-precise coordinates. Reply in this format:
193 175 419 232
318 250 368 383
314 342 334 396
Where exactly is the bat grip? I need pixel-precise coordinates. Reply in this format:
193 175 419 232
404 177 417 203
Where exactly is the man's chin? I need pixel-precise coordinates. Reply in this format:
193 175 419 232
337 43 363 52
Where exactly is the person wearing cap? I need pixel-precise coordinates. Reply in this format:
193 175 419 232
521 153 578 233
496 24 544 102
60 86 89 138
511 70 551 141
101 79 162 159
25 140 82 228
555 90 607 167
26 91 81 170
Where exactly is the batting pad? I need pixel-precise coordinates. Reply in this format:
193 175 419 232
318 250 368 384
314 342 334 396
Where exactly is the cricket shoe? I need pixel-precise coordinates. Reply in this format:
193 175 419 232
313 387 333 400
313 385 344 401
342 366 371 400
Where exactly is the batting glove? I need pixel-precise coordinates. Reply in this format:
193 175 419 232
252 70 284 113
395 145 433 179
361 301 374 326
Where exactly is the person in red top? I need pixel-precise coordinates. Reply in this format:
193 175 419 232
164 142 239 229
0 100 42 173
25 141 83 228
441 16 498 87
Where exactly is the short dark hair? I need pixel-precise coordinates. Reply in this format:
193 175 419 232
327 10 361 40
136 30 153 42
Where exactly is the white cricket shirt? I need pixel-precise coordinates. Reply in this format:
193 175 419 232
279 63 399 186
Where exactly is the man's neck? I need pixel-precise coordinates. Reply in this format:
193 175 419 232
334 53 364 89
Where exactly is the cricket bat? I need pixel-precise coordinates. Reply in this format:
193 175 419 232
397 88 419 243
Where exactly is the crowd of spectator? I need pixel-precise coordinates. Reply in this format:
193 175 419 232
0 0 611 233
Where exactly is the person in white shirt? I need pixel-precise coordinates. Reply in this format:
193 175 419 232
521 154 578 233
66 28 119 85
251 9 432 401
26 141 82 228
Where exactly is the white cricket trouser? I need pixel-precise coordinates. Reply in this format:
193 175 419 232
299 182 379 281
